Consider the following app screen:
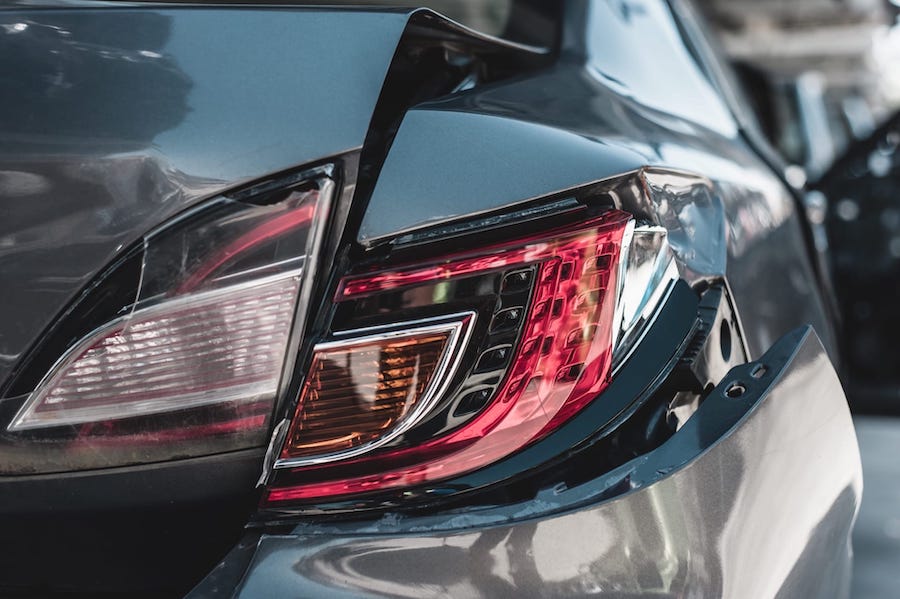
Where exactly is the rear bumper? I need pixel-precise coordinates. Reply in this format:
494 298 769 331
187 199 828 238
196 327 862 598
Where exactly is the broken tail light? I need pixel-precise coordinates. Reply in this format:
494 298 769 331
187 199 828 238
266 209 675 503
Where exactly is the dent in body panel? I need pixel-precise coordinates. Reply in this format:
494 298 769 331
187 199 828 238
0 7 410 386
230 329 860 598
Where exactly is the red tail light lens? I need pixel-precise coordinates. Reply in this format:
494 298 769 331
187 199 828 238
268 210 638 503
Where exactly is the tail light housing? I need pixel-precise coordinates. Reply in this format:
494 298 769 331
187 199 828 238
0 172 333 474
266 208 675 504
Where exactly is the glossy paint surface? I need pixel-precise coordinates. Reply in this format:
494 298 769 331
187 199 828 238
0 6 409 387
224 329 861 598
818 112 900 402
360 0 836 362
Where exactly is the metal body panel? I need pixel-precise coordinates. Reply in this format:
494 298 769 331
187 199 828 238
360 0 836 361
224 328 861 598
0 7 410 386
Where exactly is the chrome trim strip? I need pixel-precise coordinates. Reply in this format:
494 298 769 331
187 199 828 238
212 255 307 285
273 311 476 469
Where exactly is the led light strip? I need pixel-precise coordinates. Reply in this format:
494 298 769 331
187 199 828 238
267 211 637 502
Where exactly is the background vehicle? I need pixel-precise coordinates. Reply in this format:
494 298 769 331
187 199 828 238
0 1 865 596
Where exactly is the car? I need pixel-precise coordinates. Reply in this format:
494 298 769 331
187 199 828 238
0 0 864 596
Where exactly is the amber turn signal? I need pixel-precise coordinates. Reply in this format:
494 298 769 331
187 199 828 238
280 317 472 465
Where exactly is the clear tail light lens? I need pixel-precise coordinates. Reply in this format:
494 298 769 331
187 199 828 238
267 209 675 504
1 176 331 473
10 273 300 431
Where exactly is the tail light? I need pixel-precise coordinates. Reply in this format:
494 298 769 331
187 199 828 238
10 275 300 432
0 173 333 474
265 209 675 504
1 165 675 499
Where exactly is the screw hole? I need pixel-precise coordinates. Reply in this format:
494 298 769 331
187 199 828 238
719 319 732 363
750 364 767 379
725 381 746 398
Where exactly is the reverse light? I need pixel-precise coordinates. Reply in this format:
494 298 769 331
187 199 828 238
268 209 675 503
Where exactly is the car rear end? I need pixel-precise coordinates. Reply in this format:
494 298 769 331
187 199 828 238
0 1 861 596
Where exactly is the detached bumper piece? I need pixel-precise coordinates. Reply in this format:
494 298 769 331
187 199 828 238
192 326 861 598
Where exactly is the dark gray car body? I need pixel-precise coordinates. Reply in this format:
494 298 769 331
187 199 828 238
0 1 860 596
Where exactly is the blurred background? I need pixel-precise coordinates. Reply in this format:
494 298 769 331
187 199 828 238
699 0 900 177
